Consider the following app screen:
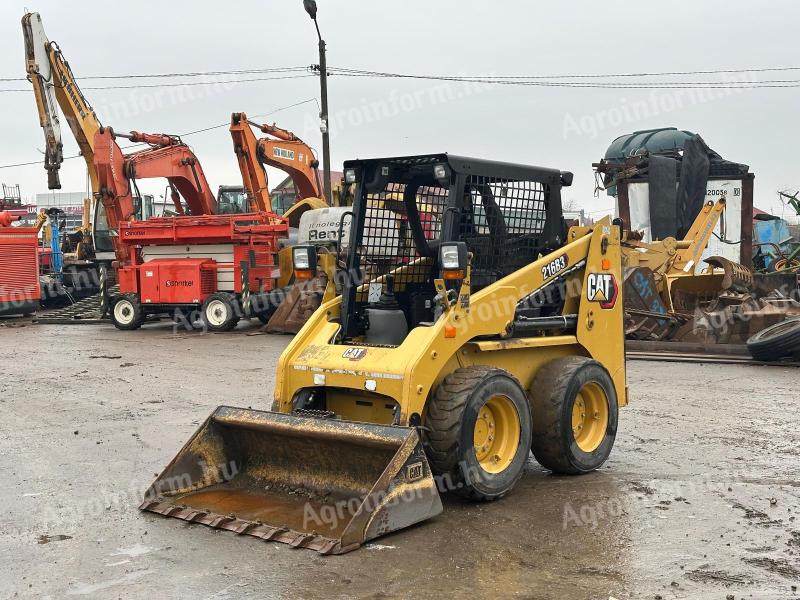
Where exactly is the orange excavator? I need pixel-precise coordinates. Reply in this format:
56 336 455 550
229 113 337 333
229 112 327 227
93 127 219 264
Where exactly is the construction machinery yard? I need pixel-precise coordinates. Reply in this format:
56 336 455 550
0 323 798 599
2 2 800 600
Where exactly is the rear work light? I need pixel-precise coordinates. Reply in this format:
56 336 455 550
292 245 317 280
440 242 468 280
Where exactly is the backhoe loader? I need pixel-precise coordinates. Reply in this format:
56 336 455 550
141 154 627 553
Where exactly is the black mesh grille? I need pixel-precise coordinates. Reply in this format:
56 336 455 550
460 175 549 283
358 182 448 287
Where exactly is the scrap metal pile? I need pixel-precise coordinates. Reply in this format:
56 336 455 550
595 128 800 356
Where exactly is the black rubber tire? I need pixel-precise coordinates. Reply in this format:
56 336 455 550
110 294 145 331
425 366 532 501
746 318 800 361
201 293 240 332
529 356 618 475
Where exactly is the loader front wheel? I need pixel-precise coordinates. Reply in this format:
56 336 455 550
529 356 618 475
110 294 144 330
201 293 240 332
425 367 532 501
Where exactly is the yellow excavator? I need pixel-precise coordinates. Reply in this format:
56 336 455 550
141 153 627 553
23 12 100 263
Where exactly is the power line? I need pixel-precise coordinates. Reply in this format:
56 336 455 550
4 65 800 92
3 64 799 83
332 65 800 80
0 97 319 170
0 66 308 82
0 73 316 93
328 68 800 88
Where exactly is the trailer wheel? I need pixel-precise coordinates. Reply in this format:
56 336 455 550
201 293 240 332
110 294 145 331
425 367 532 501
529 356 618 475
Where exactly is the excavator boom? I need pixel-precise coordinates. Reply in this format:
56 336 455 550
23 12 101 192
229 112 324 214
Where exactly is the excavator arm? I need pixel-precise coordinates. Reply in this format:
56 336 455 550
23 12 101 192
229 113 273 213
229 112 326 225
94 127 218 262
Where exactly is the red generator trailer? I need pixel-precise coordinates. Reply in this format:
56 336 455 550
0 214 41 317
110 213 287 331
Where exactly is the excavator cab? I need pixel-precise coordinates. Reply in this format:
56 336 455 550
216 186 248 214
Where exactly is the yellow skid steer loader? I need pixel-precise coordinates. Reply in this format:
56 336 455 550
141 154 627 554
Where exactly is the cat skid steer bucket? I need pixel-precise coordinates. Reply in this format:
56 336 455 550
139 407 442 554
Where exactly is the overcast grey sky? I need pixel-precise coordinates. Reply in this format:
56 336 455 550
1 0 798 218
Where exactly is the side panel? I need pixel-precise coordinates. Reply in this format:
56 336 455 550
138 263 160 304
142 244 235 291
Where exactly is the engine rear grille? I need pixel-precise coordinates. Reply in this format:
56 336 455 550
200 268 215 295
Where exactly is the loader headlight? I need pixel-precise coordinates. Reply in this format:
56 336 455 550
344 168 357 184
292 245 317 280
439 242 468 280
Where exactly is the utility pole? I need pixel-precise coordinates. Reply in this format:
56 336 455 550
303 0 332 204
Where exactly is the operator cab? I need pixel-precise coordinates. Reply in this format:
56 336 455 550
335 153 571 346
216 186 248 214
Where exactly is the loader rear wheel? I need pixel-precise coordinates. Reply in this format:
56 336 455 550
529 356 617 475
110 294 144 331
425 367 532 501
201 293 240 332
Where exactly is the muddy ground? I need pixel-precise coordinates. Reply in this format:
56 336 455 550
0 318 798 599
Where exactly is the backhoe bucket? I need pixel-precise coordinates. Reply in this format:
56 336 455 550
140 407 442 554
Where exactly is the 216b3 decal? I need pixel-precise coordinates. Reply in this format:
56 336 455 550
541 254 568 279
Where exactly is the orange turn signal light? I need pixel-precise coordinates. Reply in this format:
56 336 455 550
444 324 457 338
601 259 611 270
295 269 314 280
442 270 465 280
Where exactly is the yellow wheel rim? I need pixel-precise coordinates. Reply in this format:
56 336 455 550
473 395 520 474
571 382 609 452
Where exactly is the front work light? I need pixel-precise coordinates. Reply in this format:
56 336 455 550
344 168 357 184
439 242 468 280
292 245 317 279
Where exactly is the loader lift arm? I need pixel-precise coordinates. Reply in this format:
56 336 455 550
229 112 326 225
622 198 726 278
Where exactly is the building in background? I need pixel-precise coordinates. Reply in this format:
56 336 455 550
34 191 88 230
270 172 342 215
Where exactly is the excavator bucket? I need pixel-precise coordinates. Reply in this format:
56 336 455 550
264 276 326 334
140 407 443 554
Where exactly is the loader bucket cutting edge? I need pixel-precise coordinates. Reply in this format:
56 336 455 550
139 406 443 554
